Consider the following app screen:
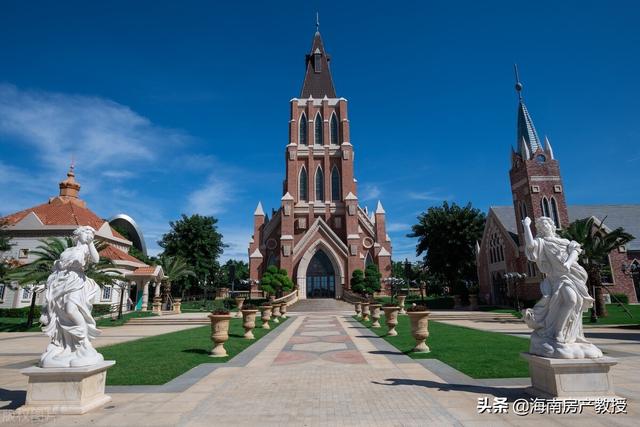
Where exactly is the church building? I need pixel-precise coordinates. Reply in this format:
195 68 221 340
248 29 393 299
477 73 640 306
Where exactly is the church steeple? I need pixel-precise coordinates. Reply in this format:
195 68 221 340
300 29 337 98
514 65 542 158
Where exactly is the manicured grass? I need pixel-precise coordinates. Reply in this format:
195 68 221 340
582 304 640 326
0 317 41 332
95 311 156 327
481 308 523 318
100 316 285 385
356 315 530 379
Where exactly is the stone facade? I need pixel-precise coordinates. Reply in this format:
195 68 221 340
248 31 392 299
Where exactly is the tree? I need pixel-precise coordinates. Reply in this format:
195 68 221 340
158 214 226 298
350 266 381 297
159 255 196 305
560 217 634 318
8 237 122 327
408 202 485 296
260 265 294 298
0 219 14 283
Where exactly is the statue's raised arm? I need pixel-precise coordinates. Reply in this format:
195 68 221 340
522 217 602 359
39 226 105 368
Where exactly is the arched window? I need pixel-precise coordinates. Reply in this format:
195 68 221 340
315 167 324 201
299 114 307 145
314 112 323 145
550 197 560 228
331 166 341 201
541 197 551 217
330 113 339 145
365 252 374 267
299 167 308 201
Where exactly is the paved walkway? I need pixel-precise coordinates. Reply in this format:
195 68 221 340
1 311 638 426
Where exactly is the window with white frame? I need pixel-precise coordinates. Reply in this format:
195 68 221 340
0 283 5 301
102 286 112 301
22 287 32 301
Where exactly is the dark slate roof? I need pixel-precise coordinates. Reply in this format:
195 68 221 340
490 205 640 251
300 32 337 98
516 99 542 155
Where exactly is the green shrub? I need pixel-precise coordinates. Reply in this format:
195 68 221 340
610 293 629 304
92 304 113 316
0 306 41 318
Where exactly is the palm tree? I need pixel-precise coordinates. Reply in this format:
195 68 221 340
8 237 123 327
159 255 196 301
560 217 634 319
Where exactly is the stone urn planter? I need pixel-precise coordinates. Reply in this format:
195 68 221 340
469 294 478 311
354 302 362 318
279 303 288 319
407 307 431 353
453 295 462 309
361 302 370 321
241 307 259 339
208 311 232 357
272 303 281 323
382 305 400 336
152 296 163 315
235 297 246 318
260 305 273 329
172 298 182 314
370 303 382 328
397 295 407 315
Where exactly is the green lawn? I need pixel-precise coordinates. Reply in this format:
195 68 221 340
356 315 530 379
0 317 42 332
582 304 640 326
0 311 156 332
95 311 156 327
100 317 285 385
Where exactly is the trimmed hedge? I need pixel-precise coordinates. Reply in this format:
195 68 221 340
0 304 112 319
611 293 629 304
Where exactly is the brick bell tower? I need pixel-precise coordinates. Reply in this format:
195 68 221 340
248 25 392 299
509 66 569 294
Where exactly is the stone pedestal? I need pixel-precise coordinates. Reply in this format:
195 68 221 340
17 361 115 415
521 353 618 398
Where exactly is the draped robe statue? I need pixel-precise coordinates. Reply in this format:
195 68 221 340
522 216 602 359
39 226 105 368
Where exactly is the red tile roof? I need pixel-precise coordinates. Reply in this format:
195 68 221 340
132 266 159 275
99 245 144 264
3 197 105 229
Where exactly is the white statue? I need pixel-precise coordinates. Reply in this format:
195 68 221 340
39 226 105 368
522 216 602 359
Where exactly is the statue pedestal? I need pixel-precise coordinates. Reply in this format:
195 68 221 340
17 361 115 415
521 353 617 398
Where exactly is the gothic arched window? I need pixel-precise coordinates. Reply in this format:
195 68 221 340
314 112 323 145
365 252 374 267
299 167 308 202
330 113 339 145
299 114 308 145
315 167 324 201
331 166 341 201
550 197 560 228
541 197 551 218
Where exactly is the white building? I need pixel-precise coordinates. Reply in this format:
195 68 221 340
0 165 163 311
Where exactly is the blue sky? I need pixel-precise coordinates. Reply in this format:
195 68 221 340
0 1 638 261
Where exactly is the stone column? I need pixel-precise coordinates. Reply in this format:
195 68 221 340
154 281 161 298
142 281 150 311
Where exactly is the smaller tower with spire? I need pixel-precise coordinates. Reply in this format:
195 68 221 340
508 66 569 277
56 163 86 207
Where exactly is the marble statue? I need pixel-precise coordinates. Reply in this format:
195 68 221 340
39 226 105 368
521 216 602 359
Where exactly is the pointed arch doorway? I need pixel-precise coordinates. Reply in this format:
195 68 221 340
305 250 336 298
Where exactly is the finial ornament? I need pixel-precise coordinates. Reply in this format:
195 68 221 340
316 12 319 32
514 64 523 99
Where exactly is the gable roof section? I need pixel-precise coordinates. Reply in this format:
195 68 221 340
293 216 348 257
99 245 146 265
490 204 640 251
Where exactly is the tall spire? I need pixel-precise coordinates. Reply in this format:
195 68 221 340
300 23 337 98
514 65 542 158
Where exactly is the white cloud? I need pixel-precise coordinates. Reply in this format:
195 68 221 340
0 83 188 172
387 222 411 232
219 225 252 261
186 176 234 216
407 190 452 202
360 184 381 201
